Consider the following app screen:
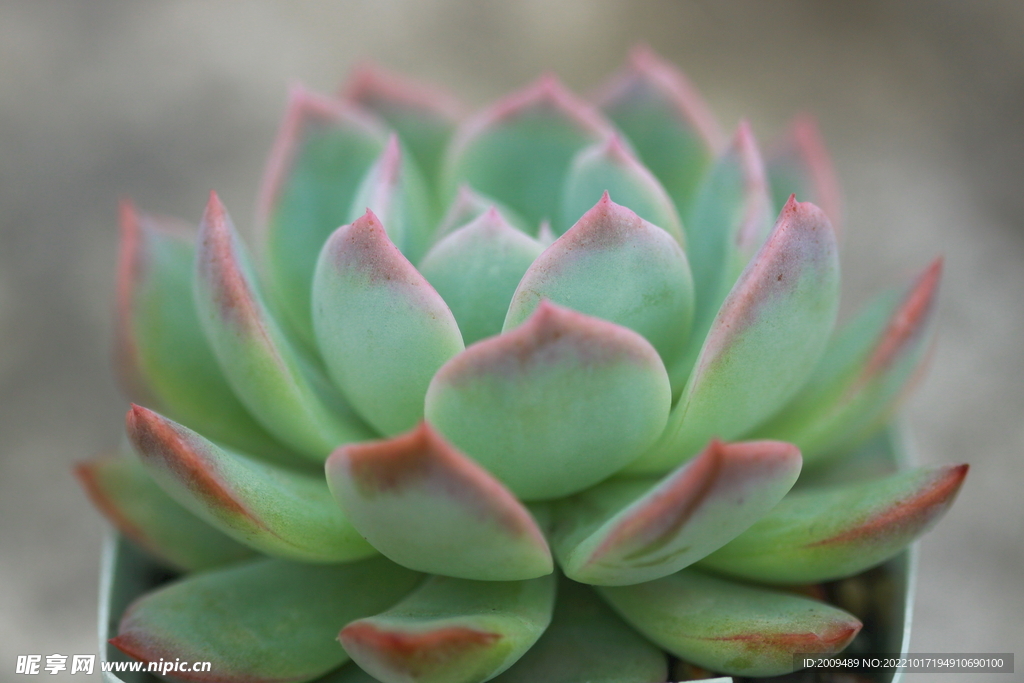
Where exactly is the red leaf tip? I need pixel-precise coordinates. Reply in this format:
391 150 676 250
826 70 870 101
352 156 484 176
343 62 463 120
864 257 943 377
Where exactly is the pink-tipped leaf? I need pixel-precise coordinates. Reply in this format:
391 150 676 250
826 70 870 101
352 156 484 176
671 122 775 394
505 195 694 377
75 444 254 572
347 134 436 264
313 210 465 436
445 75 614 226
257 86 388 347
631 197 839 473
339 574 555 683
433 184 531 243
558 135 684 243
768 113 843 234
194 193 372 460
127 405 375 563
597 569 861 677
343 62 462 182
425 302 671 500
326 422 552 580
111 556 420 683
698 463 968 583
595 45 723 213
551 439 801 585
114 201 288 461
755 259 943 461
419 208 544 345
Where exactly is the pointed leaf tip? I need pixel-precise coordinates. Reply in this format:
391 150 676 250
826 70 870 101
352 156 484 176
865 257 942 377
559 135 685 243
754 256 943 460
633 195 838 473
446 77 614 226
339 574 555 683
508 195 693 372
128 405 376 563
343 62 464 121
327 422 552 580
314 212 464 437
257 86 388 346
552 438 801 585
700 464 968 583
427 301 671 500
195 196 370 459
768 114 843 233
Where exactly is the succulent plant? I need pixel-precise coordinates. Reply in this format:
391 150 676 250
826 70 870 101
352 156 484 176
77 47 968 683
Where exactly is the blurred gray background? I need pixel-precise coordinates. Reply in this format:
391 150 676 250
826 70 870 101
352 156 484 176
1 1 1021 681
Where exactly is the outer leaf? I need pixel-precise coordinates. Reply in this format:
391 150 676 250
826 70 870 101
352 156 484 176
754 259 943 462
127 405 376 563
257 87 388 347
343 63 462 183
347 134 436 264
194 193 372 460
558 135 684 243
698 463 968 583
630 197 839 474
674 122 774 392
425 302 671 500
313 210 465 436
445 75 614 226
595 46 722 214
550 439 801 586
419 208 544 345
75 445 254 572
768 114 843 234
505 195 694 375
111 556 421 683
490 579 668 683
339 574 555 683
597 569 861 677
114 202 287 461
326 422 552 580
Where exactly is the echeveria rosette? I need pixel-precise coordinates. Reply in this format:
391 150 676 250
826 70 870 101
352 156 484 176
77 47 968 682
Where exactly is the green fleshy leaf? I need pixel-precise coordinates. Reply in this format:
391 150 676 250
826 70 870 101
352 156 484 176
597 569 861 677
490 579 667 683
754 260 942 462
673 123 774 393
445 76 613 227
315 664 382 683
698 463 968 583
558 135 684 243
127 405 376 563
347 134 437 264
75 443 254 572
768 114 843 234
111 556 421 683
339 574 555 683
426 302 671 500
258 87 388 348
433 184 532 243
505 195 694 377
114 202 290 462
596 46 721 215
313 210 465 436
419 208 544 345
630 197 839 474
344 63 462 185
326 422 552 580
195 194 372 460
551 440 801 586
